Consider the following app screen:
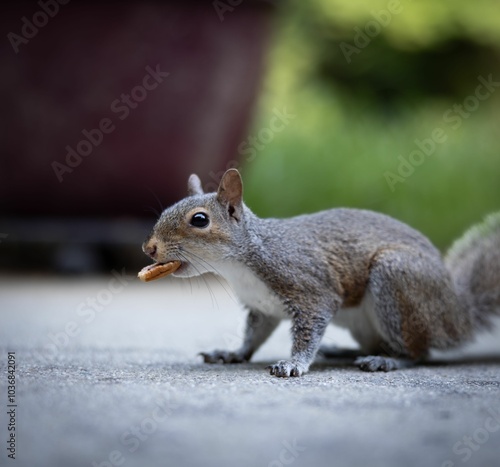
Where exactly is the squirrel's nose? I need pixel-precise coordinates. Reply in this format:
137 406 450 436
143 242 157 259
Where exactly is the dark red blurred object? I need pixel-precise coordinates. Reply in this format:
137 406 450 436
0 0 272 218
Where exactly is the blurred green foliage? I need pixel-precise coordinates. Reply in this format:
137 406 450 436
241 0 500 250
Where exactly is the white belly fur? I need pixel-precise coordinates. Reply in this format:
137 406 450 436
215 261 288 319
333 292 384 352
214 261 384 350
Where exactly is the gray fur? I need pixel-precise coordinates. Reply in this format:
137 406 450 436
142 169 500 377
445 212 500 330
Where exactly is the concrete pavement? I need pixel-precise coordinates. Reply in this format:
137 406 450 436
0 273 500 467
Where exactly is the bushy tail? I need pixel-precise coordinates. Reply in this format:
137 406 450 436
445 212 500 332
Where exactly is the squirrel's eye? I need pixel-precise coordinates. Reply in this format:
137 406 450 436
190 212 209 228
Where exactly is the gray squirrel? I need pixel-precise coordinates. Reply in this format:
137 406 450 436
142 169 500 376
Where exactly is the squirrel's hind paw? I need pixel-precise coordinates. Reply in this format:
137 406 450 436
267 360 307 377
199 350 247 364
354 355 415 372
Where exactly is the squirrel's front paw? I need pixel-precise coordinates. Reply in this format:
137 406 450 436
199 350 246 364
354 355 412 372
266 360 307 377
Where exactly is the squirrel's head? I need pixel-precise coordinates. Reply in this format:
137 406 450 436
142 169 245 278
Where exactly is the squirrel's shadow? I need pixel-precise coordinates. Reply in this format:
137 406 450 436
190 354 500 375
424 354 500 367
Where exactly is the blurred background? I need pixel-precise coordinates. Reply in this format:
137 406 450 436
1 0 499 274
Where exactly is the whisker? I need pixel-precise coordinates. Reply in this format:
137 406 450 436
146 187 165 213
144 206 161 218
169 250 193 295
178 251 218 310
181 250 237 303
181 250 234 293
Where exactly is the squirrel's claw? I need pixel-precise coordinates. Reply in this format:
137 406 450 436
354 355 415 372
199 350 246 364
266 360 307 377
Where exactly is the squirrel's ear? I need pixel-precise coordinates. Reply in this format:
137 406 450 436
187 174 204 196
217 169 243 221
